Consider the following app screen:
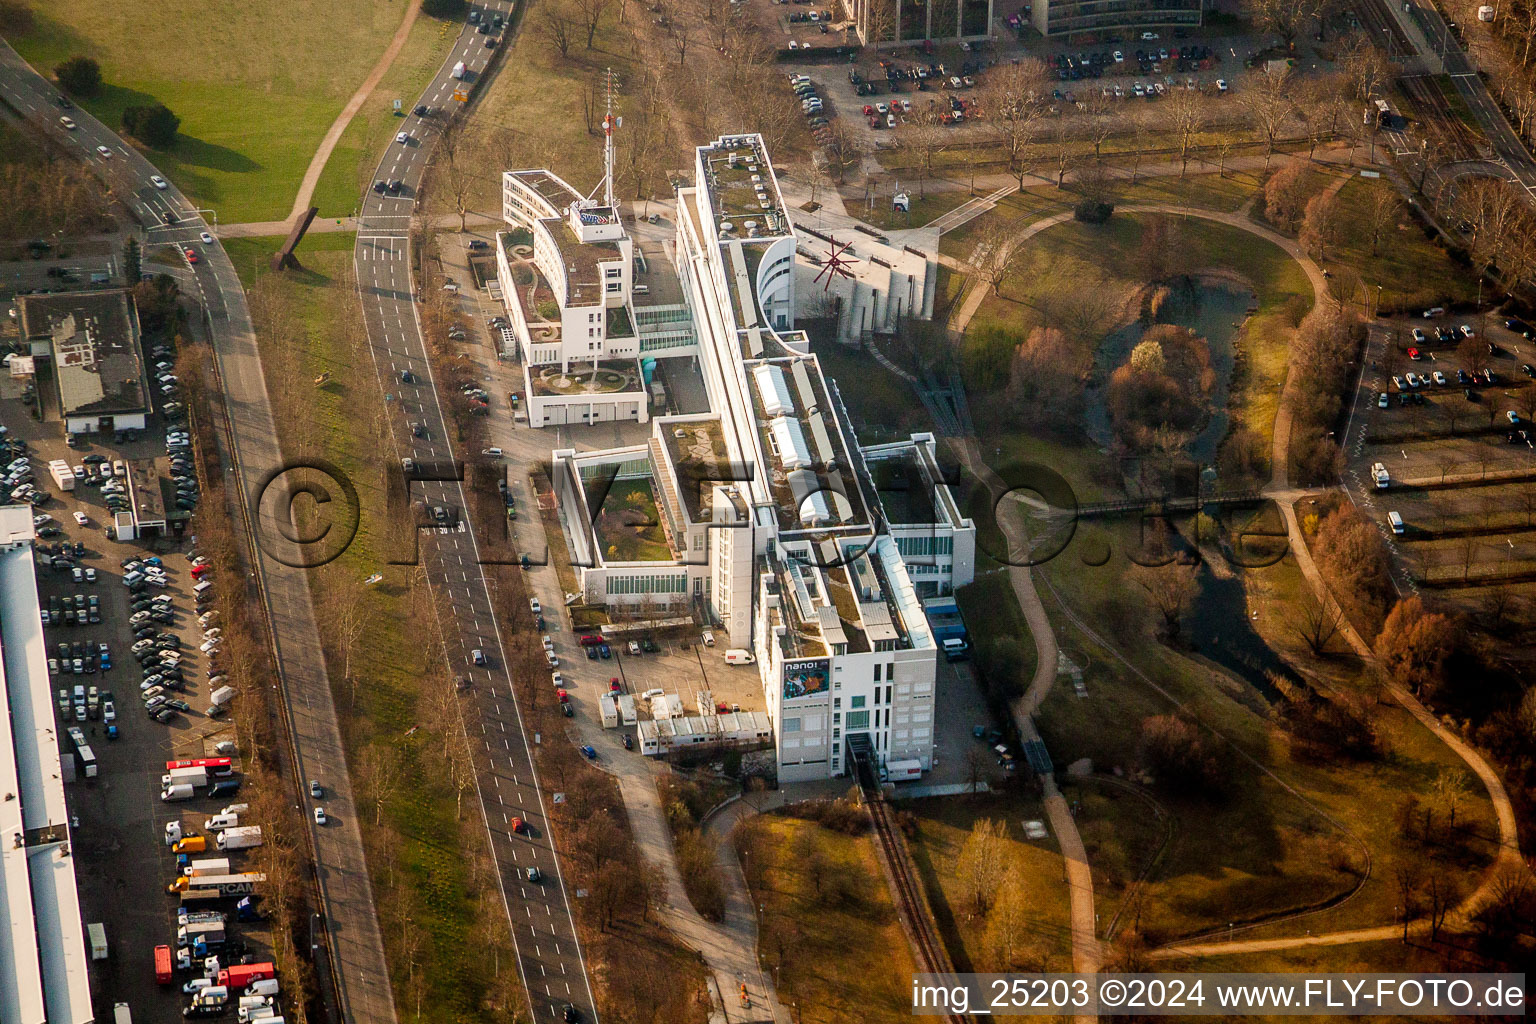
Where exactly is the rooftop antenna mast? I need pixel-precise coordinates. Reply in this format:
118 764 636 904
601 67 620 210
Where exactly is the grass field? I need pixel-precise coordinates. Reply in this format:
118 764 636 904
739 813 919 1024
447 6 657 219
9 0 419 223
953 212 1310 511
939 171 1265 261
309 12 458 218
222 231 358 289
242 245 527 1022
1330 174 1477 314
906 795 1075 971
1036 535 1499 944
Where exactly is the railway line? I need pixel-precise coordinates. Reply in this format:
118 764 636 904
1352 0 1416 60
855 752 966 1024
1399 72 1487 162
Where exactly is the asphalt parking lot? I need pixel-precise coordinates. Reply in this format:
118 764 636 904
1 373 273 1018
546 625 767 724
1347 313 1536 590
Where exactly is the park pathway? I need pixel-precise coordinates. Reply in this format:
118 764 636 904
946 190 1526 961
282 0 423 226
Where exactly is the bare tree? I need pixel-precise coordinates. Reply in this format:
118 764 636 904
436 119 477 232
1166 90 1206 178
956 818 1009 914
977 60 1051 191
1130 562 1200 641
672 23 691 65
1242 65 1296 172
576 0 612 48
320 567 374 707
538 0 578 59
1394 860 1424 942
863 0 898 45
901 122 949 199
359 743 403 826
1364 184 1402 255
1288 590 1342 655
964 745 989 794
1243 0 1307 46
969 215 1024 295
1300 191 1343 262
1339 33 1393 102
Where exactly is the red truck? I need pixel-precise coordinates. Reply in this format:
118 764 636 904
219 962 277 990
154 944 173 984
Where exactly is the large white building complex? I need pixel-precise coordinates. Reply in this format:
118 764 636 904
502 134 975 782
0 506 92 1024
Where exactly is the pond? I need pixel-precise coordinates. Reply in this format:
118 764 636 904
1084 280 1256 464
1187 566 1297 700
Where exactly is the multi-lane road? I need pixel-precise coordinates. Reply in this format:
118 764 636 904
349 8 600 1024
0 39 399 1024
1387 0 1536 195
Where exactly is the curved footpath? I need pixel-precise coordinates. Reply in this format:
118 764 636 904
284 0 423 225
947 195 1524 962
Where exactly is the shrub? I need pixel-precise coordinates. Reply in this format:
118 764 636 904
1261 161 1310 233
1313 497 1394 635
1138 715 1226 798
1374 597 1459 699
122 103 181 148
1073 199 1113 223
422 0 468 15
54 56 102 97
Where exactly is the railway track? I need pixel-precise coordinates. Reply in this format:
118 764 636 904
1399 72 1486 162
1351 0 1416 60
863 786 968 1024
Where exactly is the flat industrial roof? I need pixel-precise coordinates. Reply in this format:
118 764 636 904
0 539 91 1024
18 289 147 418
128 459 166 526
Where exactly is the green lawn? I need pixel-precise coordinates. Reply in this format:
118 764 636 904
855 189 971 232
907 795 1074 971
223 231 358 290
1036 537 1499 944
1331 174 1477 314
10 0 422 223
309 12 458 217
592 477 671 562
739 814 919 1024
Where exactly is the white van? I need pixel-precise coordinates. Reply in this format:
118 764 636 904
632 283 650 295
481 447 503 458
1371 462 1390 489
194 580 214 597
247 979 280 997
1388 511 1405 535
724 649 756 665
640 688 664 702
205 813 238 831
